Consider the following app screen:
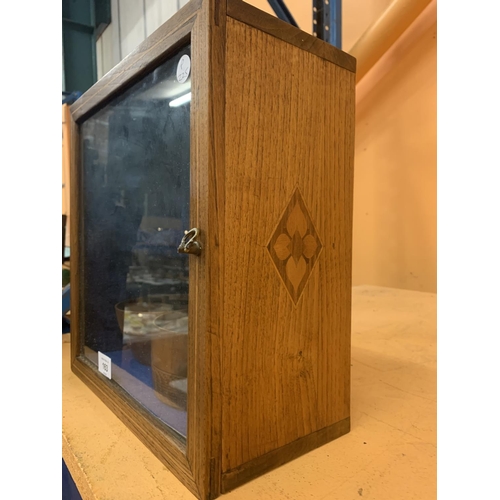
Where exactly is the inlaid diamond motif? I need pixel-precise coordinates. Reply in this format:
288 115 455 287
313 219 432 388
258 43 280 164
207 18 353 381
267 188 323 304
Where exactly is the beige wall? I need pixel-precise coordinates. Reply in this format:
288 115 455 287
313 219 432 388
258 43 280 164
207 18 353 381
249 0 436 293
353 2 436 292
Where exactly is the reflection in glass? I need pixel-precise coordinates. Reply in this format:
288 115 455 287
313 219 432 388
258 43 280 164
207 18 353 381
80 45 191 438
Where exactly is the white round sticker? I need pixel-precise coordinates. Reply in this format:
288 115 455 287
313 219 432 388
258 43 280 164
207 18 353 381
176 55 191 83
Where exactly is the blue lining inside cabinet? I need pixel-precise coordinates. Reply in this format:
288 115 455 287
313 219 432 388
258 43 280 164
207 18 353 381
104 348 153 388
84 346 187 438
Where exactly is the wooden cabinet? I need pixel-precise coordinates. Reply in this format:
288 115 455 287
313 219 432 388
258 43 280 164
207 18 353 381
62 103 71 248
69 1 355 498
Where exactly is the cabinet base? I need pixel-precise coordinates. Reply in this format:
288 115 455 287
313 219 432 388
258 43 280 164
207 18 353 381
221 417 350 494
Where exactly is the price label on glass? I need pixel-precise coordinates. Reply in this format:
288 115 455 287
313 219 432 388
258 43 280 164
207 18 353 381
98 352 112 380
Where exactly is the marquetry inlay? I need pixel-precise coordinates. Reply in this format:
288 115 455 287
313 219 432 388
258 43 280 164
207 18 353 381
267 188 323 304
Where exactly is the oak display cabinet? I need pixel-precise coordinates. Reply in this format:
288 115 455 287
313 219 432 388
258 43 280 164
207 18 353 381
69 1 356 498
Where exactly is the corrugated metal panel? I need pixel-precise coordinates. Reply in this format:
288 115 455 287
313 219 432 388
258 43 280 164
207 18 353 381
160 0 179 22
145 0 178 36
145 0 161 36
96 36 104 79
99 0 121 75
98 0 180 77
119 0 146 59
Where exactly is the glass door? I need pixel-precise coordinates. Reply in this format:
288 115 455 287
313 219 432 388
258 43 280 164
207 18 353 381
80 45 192 439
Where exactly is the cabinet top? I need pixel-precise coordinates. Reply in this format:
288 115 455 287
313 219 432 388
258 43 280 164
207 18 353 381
226 0 356 73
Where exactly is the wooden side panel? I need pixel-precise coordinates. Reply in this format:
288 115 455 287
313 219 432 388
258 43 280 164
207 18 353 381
188 0 226 498
69 114 82 364
222 18 355 472
221 417 350 492
62 104 71 247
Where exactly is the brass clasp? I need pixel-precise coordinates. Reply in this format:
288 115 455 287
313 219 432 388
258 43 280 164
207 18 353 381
177 228 202 256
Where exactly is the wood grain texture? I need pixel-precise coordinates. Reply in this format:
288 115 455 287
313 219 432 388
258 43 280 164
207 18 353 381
188 0 226 498
62 105 71 247
69 3 207 498
70 358 198 496
227 0 356 73
221 17 355 472
70 0 202 123
69 114 82 364
207 0 226 498
221 417 350 493
69 3 355 497
63 286 436 500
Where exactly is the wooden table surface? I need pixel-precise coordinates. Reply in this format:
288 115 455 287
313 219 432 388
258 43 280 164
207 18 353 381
62 285 436 499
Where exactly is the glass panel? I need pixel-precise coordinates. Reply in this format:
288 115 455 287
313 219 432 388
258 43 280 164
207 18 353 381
80 45 191 439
